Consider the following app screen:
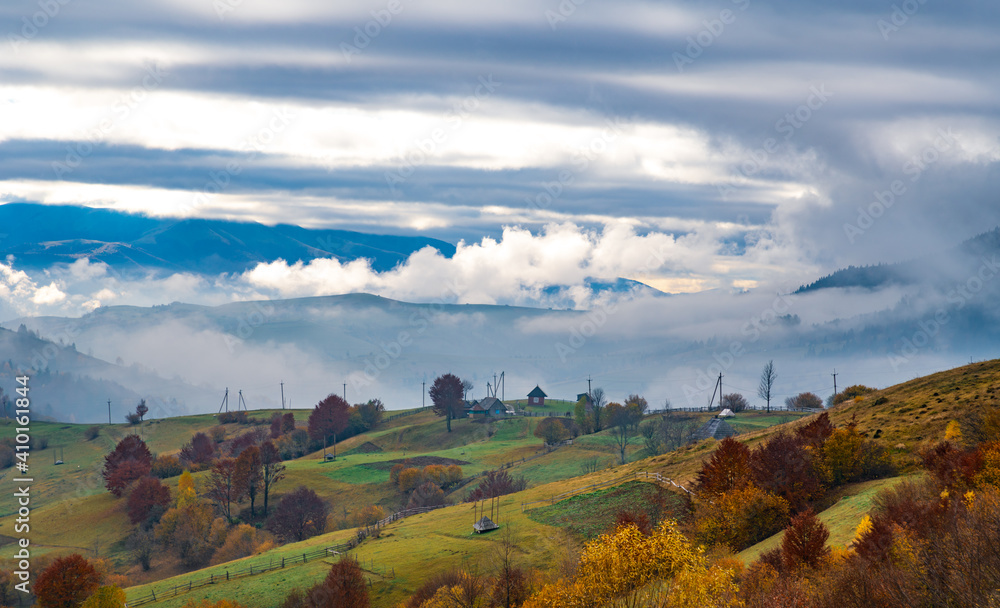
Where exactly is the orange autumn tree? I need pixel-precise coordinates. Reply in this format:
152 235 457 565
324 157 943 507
35 555 101 608
696 436 752 497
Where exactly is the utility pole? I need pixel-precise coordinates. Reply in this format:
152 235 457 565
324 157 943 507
280 381 285 410
587 375 592 398
343 383 347 403
832 369 838 400
422 381 425 408
108 399 111 425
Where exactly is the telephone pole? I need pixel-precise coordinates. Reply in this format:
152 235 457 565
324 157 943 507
832 369 838 399
280 381 285 410
108 399 111 425
422 381 425 408
343 383 347 403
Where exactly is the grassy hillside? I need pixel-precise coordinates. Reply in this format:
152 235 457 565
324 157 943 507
12 359 1000 608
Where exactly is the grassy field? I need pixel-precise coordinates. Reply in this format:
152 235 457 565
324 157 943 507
10 359 1000 608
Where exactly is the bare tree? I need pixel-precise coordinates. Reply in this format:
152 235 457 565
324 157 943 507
758 360 777 413
461 379 474 400
590 387 607 431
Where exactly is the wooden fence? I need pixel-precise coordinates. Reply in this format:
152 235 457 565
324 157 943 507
126 541 354 607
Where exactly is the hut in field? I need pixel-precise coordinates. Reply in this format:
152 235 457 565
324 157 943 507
528 385 547 406
691 418 738 442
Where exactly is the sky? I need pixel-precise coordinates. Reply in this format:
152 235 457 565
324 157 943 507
2 0 1000 301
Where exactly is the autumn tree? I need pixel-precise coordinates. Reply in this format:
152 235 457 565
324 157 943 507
127 476 171 525
135 399 149 422
467 469 527 501
235 446 263 518
127 528 155 571
35 554 100 608
785 392 823 411
177 469 197 508
574 396 593 435
306 559 369 608
533 418 569 447
751 433 823 511
430 373 465 433
207 458 244 521
758 360 777 412
210 524 274 565
259 441 285 517
102 435 152 497
266 486 329 542
308 394 351 459
796 412 834 449
80 586 127 608
781 508 830 570
357 398 385 429
156 502 220 568
696 436 752 497
407 482 446 509
180 432 215 465
695 485 790 551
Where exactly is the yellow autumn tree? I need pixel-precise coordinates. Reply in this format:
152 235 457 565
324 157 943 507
177 470 196 508
664 563 742 608
523 520 698 608
80 586 126 608
945 420 962 443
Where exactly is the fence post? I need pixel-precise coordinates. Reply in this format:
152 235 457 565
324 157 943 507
226 571 229 581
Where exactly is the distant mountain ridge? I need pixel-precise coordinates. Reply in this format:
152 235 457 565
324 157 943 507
0 203 457 275
797 227 1000 292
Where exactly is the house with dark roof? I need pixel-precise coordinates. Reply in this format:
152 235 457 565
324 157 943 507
528 385 547 406
479 397 513 416
690 418 738 442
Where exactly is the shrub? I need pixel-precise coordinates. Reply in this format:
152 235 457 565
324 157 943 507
210 525 273 565
407 482 446 510
218 411 249 425
84 426 101 441
721 393 749 412
695 486 790 551
785 392 823 411
209 426 226 443
832 385 875 406
397 467 424 493
150 455 184 479
180 432 215 465
351 505 388 528
307 559 369 608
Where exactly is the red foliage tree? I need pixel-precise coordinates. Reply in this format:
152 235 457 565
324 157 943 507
281 412 296 434
269 415 283 439
102 434 152 497
429 373 465 433
127 476 171 524
781 508 830 570
235 446 263 518
923 441 982 489
796 412 834 449
266 486 329 542
751 433 823 511
35 554 100 608
308 394 350 458
180 432 216 465
696 436 752 497
307 559 369 608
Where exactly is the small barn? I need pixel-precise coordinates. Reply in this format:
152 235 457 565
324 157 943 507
528 385 547 406
478 397 510 417
691 418 738 442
